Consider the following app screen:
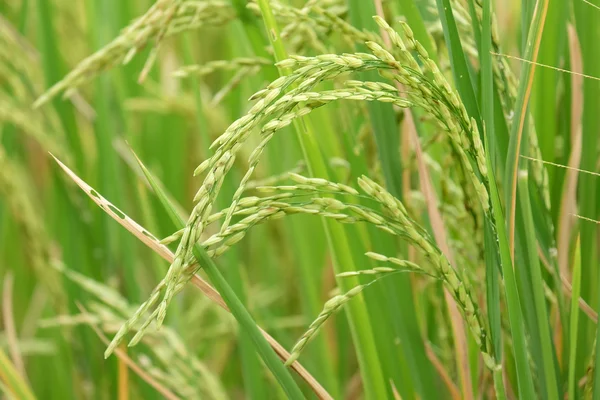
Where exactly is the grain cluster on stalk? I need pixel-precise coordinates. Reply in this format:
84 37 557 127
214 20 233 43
33 0 235 108
100 16 507 365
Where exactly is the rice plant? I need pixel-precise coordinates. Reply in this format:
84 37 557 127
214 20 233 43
1 0 599 398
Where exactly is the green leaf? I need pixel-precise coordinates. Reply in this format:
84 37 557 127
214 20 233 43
434 0 481 124
568 236 582 400
517 174 560 400
503 0 549 258
573 0 600 389
485 117 536 400
480 8 502 393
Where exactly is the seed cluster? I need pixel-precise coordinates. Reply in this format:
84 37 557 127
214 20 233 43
163 171 501 371
45 262 228 399
34 0 236 108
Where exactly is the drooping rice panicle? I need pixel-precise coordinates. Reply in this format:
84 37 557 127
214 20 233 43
43 265 228 399
124 18 503 349
34 0 236 107
284 283 368 366
173 57 272 78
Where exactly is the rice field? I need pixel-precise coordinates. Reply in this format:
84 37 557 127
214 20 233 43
0 0 599 398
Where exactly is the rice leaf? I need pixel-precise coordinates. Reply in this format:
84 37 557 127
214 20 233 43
568 236 582 400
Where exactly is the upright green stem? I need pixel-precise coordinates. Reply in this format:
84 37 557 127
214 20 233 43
504 0 549 260
256 1 388 398
480 0 504 398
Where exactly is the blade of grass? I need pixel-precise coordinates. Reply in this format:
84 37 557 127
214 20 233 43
568 236 582 400
504 0 549 260
517 173 560 400
480 1 504 397
531 0 567 167
500 5 556 395
527 173 569 359
434 0 481 123
484 125 536 400
573 0 600 388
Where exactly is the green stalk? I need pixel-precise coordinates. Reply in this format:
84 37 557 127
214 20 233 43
190 252 303 399
229 0 277 80
255 2 388 398
35 0 111 392
336 100 420 399
480 0 504 398
503 0 548 259
18 0 29 32
435 0 481 123
485 147 536 399
517 175 559 400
